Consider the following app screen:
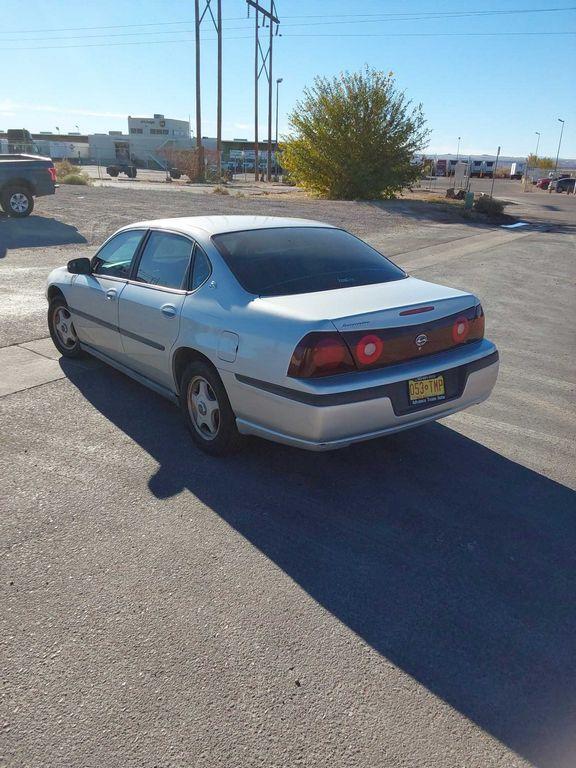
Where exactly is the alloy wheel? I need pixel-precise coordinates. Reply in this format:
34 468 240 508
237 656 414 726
10 193 29 214
187 376 220 441
53 306 78 348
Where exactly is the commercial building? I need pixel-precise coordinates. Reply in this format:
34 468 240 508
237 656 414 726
0 117 279 170
89 114 193 166
0 128 90 160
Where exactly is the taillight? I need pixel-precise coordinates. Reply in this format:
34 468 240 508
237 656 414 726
452 316 470 344
355 334 384 365
288 332 356 378
453 304 484 344
47 166 57 182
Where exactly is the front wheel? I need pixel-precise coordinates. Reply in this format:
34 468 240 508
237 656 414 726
2 187 34 217
180 360 242 456
48 297 83 358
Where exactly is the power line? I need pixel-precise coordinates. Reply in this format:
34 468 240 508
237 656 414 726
280 5 576 18
0 30 574 52
0 29 197 43
283 31 576 37
0 38 250 52
1 6 574 35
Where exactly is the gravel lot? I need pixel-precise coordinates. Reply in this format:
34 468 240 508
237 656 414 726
1 184 575 768
0 184 499 348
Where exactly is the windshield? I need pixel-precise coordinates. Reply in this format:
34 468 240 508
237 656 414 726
212 227 407 297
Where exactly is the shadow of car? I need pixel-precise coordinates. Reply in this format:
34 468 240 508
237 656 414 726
0 214 86 258
61 357 576 768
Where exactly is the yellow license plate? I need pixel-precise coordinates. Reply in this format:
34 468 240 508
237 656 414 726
408 375 445 403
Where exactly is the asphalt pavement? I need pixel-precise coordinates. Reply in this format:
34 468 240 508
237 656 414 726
1 185 575 768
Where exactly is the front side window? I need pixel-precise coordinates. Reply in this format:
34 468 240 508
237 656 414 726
135 231 193 289
212 227 406 297
92 229 145 278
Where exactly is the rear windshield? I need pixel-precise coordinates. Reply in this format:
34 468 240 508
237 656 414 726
211 227 406 297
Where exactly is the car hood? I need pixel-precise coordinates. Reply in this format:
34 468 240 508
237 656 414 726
254 277 477 330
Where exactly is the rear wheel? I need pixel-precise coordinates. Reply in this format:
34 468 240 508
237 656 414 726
180 360 242 456
48 297 83 358
2 187 34 217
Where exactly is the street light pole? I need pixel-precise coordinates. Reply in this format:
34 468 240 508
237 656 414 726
524 131 541 190
275 77 283 173
554 119 565 176
454 136 461 178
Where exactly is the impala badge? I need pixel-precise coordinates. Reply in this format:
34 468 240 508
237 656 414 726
415 333 428 349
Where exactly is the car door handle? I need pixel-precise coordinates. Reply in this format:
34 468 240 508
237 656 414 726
161 304 177 318
105 289 117 301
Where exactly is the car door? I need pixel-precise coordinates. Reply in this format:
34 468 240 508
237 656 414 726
66 229 146 359
117 230 197 389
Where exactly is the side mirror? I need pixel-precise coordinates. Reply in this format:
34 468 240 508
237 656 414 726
67 257 91 275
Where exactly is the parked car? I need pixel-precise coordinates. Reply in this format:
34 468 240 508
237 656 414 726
0 153 56 217
549 177 575 193
536 178 552 189
46 216 499 455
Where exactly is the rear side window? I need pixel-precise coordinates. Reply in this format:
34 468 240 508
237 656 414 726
212 227 406 297
190 246 212 290
135 231 193 289
92 229 145 278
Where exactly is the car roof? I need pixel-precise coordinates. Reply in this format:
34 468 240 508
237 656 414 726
119 215 335 237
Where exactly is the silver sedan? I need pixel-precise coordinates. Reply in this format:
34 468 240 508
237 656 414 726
46 216 499 455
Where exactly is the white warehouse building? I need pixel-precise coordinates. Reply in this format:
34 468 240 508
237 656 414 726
88 114 193 167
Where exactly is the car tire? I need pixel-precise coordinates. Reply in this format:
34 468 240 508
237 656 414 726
108 168 119 177
48 297 83 358
180 359 243 456
2 187 34 217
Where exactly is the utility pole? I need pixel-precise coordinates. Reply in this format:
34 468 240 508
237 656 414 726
194 0 201 152
247 0 280 181
194 0 223 179
554 118 565 176
267 10 273 181
489 145 500 199
254 5 259 181
275 77 283 172
217 0 222 178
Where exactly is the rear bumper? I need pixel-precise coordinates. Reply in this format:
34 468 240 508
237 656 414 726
222 340 499 451
33 177 56 197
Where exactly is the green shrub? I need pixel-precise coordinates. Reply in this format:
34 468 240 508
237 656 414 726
473 195 505 217
54 160 75 179
281 67 430 200
60 173 90 186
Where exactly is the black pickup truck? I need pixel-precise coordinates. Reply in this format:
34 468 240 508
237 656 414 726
0 154 56 217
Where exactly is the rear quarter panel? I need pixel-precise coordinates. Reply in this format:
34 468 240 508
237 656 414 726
177 274 331 386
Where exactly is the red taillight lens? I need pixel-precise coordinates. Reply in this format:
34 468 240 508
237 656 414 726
355 334 384 365
452 316 470 344
313 337 347 368
288 333 357 378
48 166 57 182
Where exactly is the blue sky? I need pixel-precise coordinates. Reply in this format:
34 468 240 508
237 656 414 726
1 0 575 157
